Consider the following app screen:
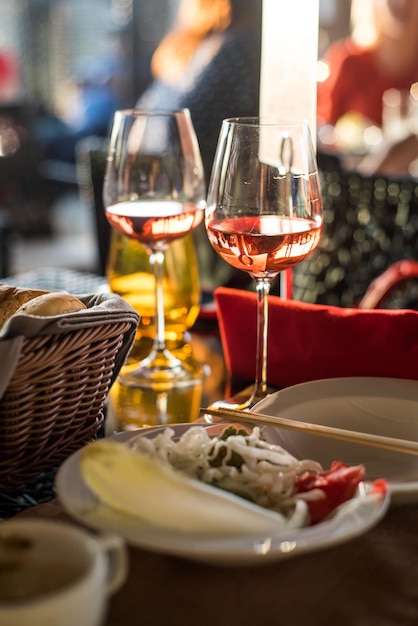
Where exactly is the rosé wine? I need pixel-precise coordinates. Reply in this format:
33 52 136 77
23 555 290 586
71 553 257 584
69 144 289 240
106 200 204 247
206 215 322 275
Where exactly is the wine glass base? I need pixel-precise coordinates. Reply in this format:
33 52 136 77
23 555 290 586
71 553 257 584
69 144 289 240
203 384 276 415
120 370 204 391
120 354 206 391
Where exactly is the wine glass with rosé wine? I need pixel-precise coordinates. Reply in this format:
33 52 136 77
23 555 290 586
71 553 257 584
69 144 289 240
205 118 323 408
104 109 206 389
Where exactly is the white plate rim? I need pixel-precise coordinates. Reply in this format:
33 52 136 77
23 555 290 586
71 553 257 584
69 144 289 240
252 376 418 503
55 424 389 566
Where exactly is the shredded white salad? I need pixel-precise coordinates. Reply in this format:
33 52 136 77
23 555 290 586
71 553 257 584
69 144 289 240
132 425 324 519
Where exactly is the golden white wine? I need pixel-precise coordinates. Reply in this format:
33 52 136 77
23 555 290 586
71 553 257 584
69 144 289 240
107 230 200 342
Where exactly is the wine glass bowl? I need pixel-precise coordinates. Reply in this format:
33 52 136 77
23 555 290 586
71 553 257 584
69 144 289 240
104 109 206 389
206 118 323 408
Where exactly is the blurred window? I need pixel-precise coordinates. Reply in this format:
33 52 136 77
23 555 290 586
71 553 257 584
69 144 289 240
0 0 180 114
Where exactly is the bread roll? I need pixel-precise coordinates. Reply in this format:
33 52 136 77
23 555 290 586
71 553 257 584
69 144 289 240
0 284 50 328
16 292 87 317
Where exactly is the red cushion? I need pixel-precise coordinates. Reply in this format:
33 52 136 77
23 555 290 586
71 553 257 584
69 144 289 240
214 287 418 388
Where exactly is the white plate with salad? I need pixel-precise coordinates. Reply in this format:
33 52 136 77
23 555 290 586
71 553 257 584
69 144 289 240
56 422 389 566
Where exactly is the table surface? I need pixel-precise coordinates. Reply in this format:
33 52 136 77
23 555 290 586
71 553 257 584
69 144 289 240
15 497 418 626
3 267 418 625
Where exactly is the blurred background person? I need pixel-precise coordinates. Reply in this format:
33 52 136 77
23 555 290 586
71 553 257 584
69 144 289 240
318 0 418 126
37 59 122 165
136 0 262 291
318 0 418 128
137 0 261 179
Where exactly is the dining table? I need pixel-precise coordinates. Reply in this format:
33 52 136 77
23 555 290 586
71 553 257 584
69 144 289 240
13 497 418 626
2 267 418 625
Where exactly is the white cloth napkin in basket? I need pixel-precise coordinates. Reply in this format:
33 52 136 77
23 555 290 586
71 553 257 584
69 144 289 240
0 293 140 399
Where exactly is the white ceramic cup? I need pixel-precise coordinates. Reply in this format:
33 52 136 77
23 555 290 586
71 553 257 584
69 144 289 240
0 518 128 626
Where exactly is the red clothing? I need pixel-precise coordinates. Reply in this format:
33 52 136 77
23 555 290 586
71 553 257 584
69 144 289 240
317 38 418 127
0 51 19 99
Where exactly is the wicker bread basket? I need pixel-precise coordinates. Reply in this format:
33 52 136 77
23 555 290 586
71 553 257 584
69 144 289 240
0 294 139 491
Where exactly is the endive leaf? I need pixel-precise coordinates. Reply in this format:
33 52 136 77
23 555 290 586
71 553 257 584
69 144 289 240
80 440 302 536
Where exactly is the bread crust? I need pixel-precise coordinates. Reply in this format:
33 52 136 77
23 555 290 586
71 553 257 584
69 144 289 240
0 284 50 328
16 292 87 316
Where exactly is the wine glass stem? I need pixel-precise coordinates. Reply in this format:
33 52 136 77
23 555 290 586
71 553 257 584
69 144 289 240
150 250 166 353
253 277 272 399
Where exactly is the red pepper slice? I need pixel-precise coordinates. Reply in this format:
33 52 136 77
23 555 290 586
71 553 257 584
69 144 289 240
295 461 386 524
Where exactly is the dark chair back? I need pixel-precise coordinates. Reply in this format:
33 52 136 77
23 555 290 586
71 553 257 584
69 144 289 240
76 137 110 275
292 153 418 308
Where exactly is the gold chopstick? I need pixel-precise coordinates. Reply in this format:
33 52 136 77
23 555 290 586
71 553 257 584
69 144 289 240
200 406 418 456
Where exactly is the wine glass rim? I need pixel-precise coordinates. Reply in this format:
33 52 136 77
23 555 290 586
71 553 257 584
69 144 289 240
223 117 309 127
115 108 191 118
